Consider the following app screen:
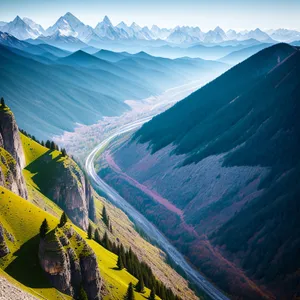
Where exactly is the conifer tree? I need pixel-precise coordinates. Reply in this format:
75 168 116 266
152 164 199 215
61 148 67 157
125 282 135 300
94 228 101 243
45 140 51 149
117 254 124 270
102 231 111 251
136 277 145 293
102 206 110 228
59 212 68 227
87 223 93 239
149 288 155 300
50 141 56 150
119 244 126 267
1 97 5 107
40 218 49 238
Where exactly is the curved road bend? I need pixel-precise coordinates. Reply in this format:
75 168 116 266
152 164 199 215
85 119 229 300
85 79 229 300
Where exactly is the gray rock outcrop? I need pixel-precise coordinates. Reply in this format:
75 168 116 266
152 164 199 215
0 107 27 199
38 225 102 299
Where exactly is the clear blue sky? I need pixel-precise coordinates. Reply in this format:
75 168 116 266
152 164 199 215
0 0 298 31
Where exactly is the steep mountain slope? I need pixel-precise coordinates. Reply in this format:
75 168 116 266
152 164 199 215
219 43 269 65
98 43 300 299
23 18 45 36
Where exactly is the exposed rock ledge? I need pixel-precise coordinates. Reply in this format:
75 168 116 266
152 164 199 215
0 107 27 199
39 225 102 299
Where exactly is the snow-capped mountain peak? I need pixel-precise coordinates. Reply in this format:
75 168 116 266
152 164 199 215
23 17 45 35
2 13 300 44
102 16 113 26
46 15 77 37
0 15 40 40
213 26 227 39
62 12 84 28
116 21 128 30
131 22 142 31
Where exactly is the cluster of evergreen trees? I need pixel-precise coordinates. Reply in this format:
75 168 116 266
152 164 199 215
20 129 67 157
39 212 69 238
124 281 156 300
93 228 181 300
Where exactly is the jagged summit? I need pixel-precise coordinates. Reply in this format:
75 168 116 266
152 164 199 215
1 13 300 43
103 15 113 25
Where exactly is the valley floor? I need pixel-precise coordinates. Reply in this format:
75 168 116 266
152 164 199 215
54 78 213 162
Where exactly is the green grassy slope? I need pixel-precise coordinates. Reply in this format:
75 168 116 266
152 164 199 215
21 134 64 218
20 134 48 165
0 186 159 300
0 186 70 300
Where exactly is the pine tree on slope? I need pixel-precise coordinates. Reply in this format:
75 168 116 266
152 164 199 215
40 218 50 238
125 282 135 300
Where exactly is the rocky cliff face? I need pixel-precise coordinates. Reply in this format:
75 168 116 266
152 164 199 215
39 225 102 299
27 151 96 231
0 107 27 199
51 163 92 231
50 162 96 231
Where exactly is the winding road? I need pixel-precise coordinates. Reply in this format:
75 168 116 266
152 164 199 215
85 83 229 300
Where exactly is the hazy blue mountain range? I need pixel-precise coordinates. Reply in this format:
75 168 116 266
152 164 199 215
0 32 228 139
1 12 300 47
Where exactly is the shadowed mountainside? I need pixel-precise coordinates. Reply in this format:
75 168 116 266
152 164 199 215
99 43 300 299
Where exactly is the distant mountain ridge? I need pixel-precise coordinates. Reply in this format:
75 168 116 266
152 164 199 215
1 12 300 45
0 33 228 139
